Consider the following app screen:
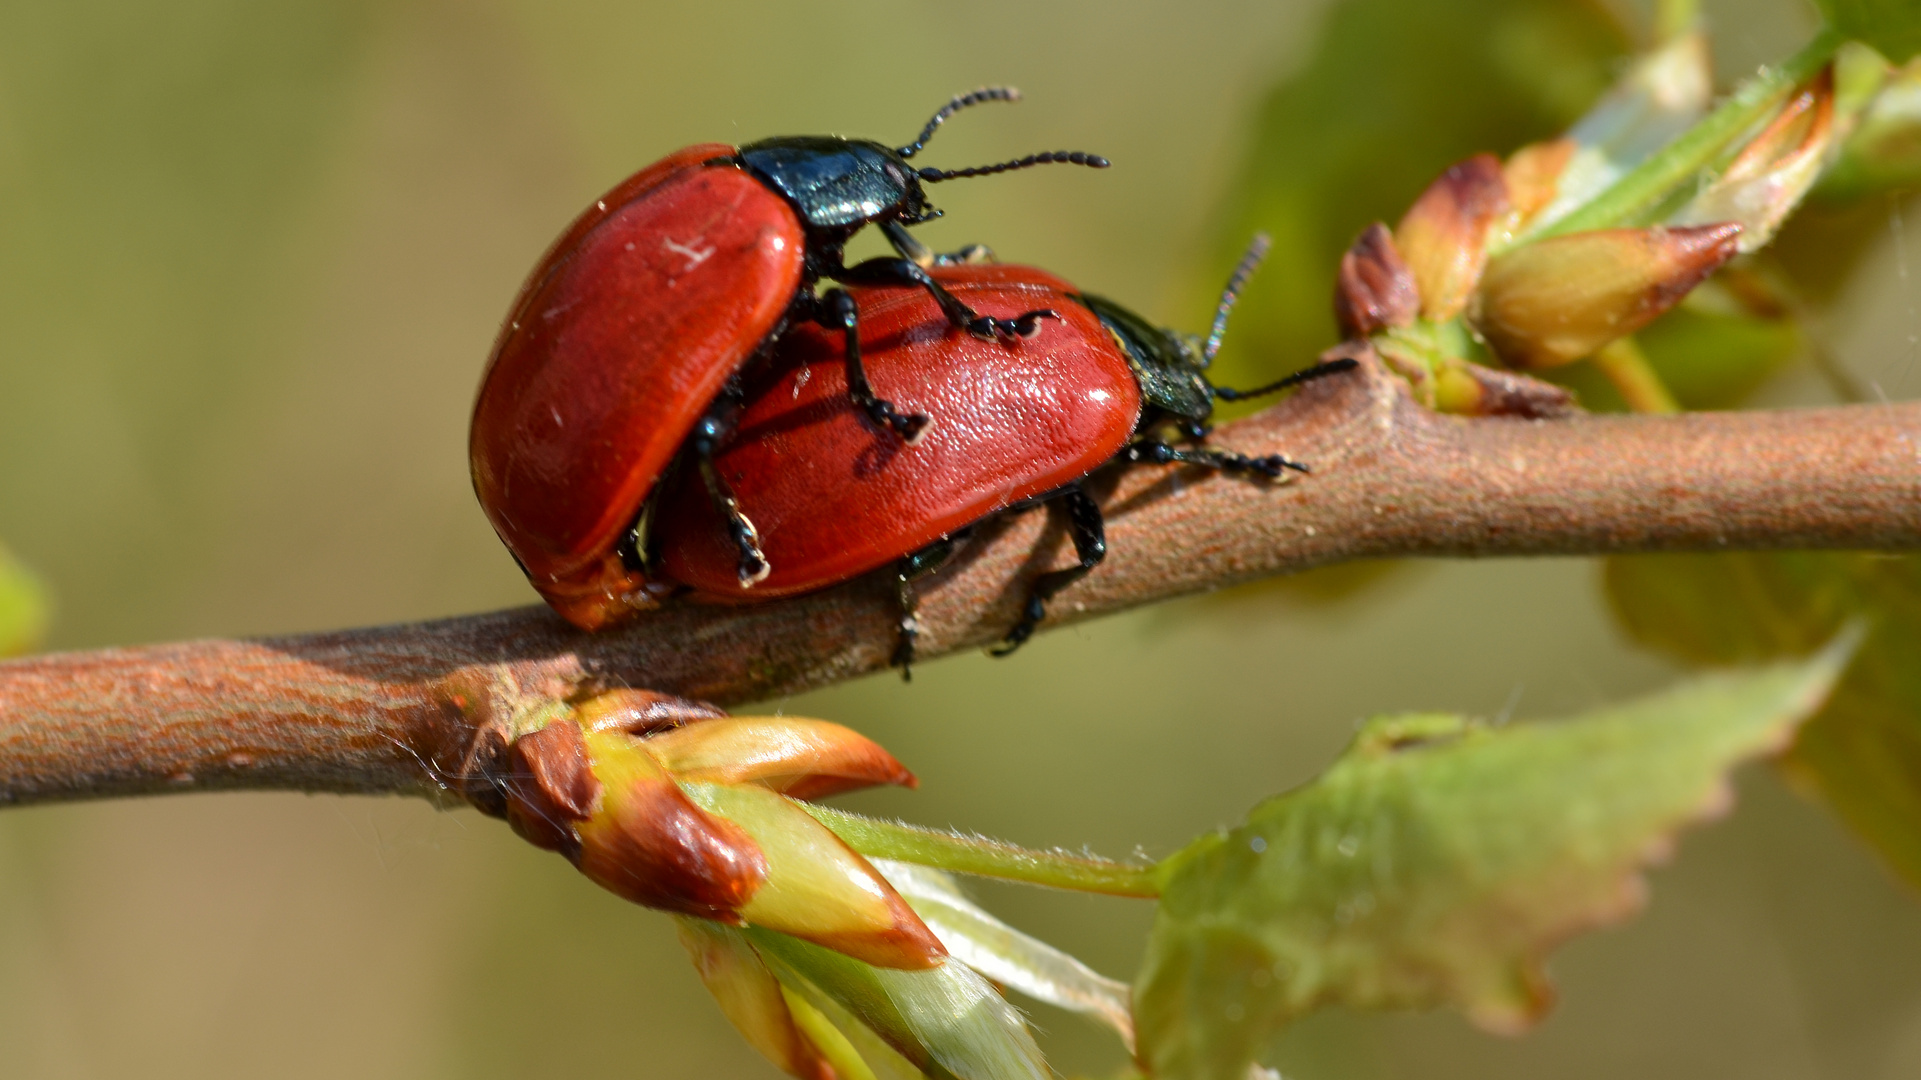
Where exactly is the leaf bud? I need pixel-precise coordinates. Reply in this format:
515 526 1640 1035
1672 67 1836 253
1474 224 1742 368
677 918 840 1080
570 726 770 921
1333 223 1419 338
1395 154 1509 321
574 686 726 735
684 780 947 970
647 716 918 800
1501 138 1575 237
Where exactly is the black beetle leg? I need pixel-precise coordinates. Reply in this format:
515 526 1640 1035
816 288 929 443
890 531 969 680
836 255 1057 343
991 484 1105 657
1125 439 1309 480
879 220 996 269
689 410 769 587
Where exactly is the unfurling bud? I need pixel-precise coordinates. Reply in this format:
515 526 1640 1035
684 781 946 969
1395 154 1509 321
677 918 839 1080
496 695 941 969
1533 31 1712 230
1333 223 1419 338
570 726 769 920
1672 67 1835 253
1473 223 1742 369
647 717 918 800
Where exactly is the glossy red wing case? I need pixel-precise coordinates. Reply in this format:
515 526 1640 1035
470 144 806 629
653 264 1143 599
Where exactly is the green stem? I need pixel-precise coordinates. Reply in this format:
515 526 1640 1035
1537 28 1843 239
1592 337 1682 413
802 804 1161 898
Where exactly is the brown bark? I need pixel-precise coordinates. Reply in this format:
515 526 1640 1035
3 353 1917 807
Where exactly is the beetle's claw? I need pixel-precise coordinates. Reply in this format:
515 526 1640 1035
736 553 771 588
731 513 770 587
1251 454 1308 478
1011 309 1059 339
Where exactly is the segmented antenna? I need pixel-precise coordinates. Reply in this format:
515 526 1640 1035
1213 357 1360 402
897 87 1022 159
1203 233 1273 366
917 150 1110 182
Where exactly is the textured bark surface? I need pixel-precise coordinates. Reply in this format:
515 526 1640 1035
4 353 1918 807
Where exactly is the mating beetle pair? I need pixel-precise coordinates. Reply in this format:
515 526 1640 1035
470 90 1349 658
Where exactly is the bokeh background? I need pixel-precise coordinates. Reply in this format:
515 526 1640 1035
3 0 1920 1077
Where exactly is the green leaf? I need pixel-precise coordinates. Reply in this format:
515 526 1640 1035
874 860 1135 1044
747 926 1049 1080
1820 0 1921 63
1607 552 1921 888
0 543 49 657
1134 650 1851 1080
1204 0 1626 395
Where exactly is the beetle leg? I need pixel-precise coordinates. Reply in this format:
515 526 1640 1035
689 413 770 587
815 288 930 443
836 256 1057 343
991 484 1105 657
890 533 967 680
1125 439 1309 479
878 220 995 268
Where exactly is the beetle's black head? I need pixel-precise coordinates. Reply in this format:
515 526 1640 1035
736 89 1108 239
737 136 934 234
1084 234 1357 429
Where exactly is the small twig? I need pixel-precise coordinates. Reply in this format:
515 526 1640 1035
2 352 1918 808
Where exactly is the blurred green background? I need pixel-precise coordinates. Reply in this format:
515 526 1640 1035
3 1 1920 1077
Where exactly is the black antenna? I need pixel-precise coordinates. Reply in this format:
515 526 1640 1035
918 150 1110 182
1213 357 1360 402
1214 357 1367 399
1203 233 1273 366
898 87 1022 159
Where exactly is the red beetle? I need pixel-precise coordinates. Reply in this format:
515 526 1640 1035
470 89 1107 630
646 238 1355 664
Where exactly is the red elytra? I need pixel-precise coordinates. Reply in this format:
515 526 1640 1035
471 144 803 629
650 264 1141 599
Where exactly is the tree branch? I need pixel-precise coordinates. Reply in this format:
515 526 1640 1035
4 353 1917 808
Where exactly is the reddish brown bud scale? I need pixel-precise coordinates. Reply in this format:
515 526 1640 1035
1333 223 1419 338
504 719 602 855
1395 154 1510 321
575 687 726 735
1473 223 1743 369
571 737 770 920
1435 361 1578 419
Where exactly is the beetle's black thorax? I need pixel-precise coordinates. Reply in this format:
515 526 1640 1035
737 136 933 234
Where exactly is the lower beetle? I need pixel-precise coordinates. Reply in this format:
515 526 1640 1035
646 237 1355 664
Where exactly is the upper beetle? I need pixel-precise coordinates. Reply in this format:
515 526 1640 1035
646 236 1356 666
470 88 1107 630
